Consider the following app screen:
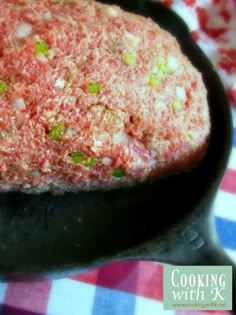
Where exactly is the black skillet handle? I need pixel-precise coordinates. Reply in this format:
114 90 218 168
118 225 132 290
157 206 236 314
116 204 236 313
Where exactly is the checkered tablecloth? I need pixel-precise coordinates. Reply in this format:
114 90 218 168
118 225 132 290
0 0 235 314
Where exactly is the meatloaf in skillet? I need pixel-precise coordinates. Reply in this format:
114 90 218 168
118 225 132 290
0 0 210 193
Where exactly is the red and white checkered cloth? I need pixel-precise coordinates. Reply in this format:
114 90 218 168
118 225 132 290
0 1 235 314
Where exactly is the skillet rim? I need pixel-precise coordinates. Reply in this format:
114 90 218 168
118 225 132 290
0 0 233 278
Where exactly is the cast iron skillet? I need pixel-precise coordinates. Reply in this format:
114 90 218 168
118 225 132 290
0 0 235 310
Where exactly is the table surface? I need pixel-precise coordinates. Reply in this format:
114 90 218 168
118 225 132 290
0 0 235 314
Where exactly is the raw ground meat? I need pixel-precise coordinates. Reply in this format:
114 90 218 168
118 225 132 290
0 0 210 193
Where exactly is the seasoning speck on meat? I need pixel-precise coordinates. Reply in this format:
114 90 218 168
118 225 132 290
0 0 210 193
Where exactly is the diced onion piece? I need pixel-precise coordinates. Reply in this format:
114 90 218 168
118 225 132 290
15 22 32 38
93 139 102 147
125 32 141 45
176 86 186 100
43 10 52 20
67 96 77 106
23 184 31 189
154 101 165 111
55 13 75 25
149 159 156 167
36 54 48 63
13 97 26 110
31 171 40 177
113 131 130 144
60 96 77 108
48 117 55 123
168 55 179 71
65 128 76 136
55 78 65 88
102 157 113 166
104 7 118 17
41 167 51 173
